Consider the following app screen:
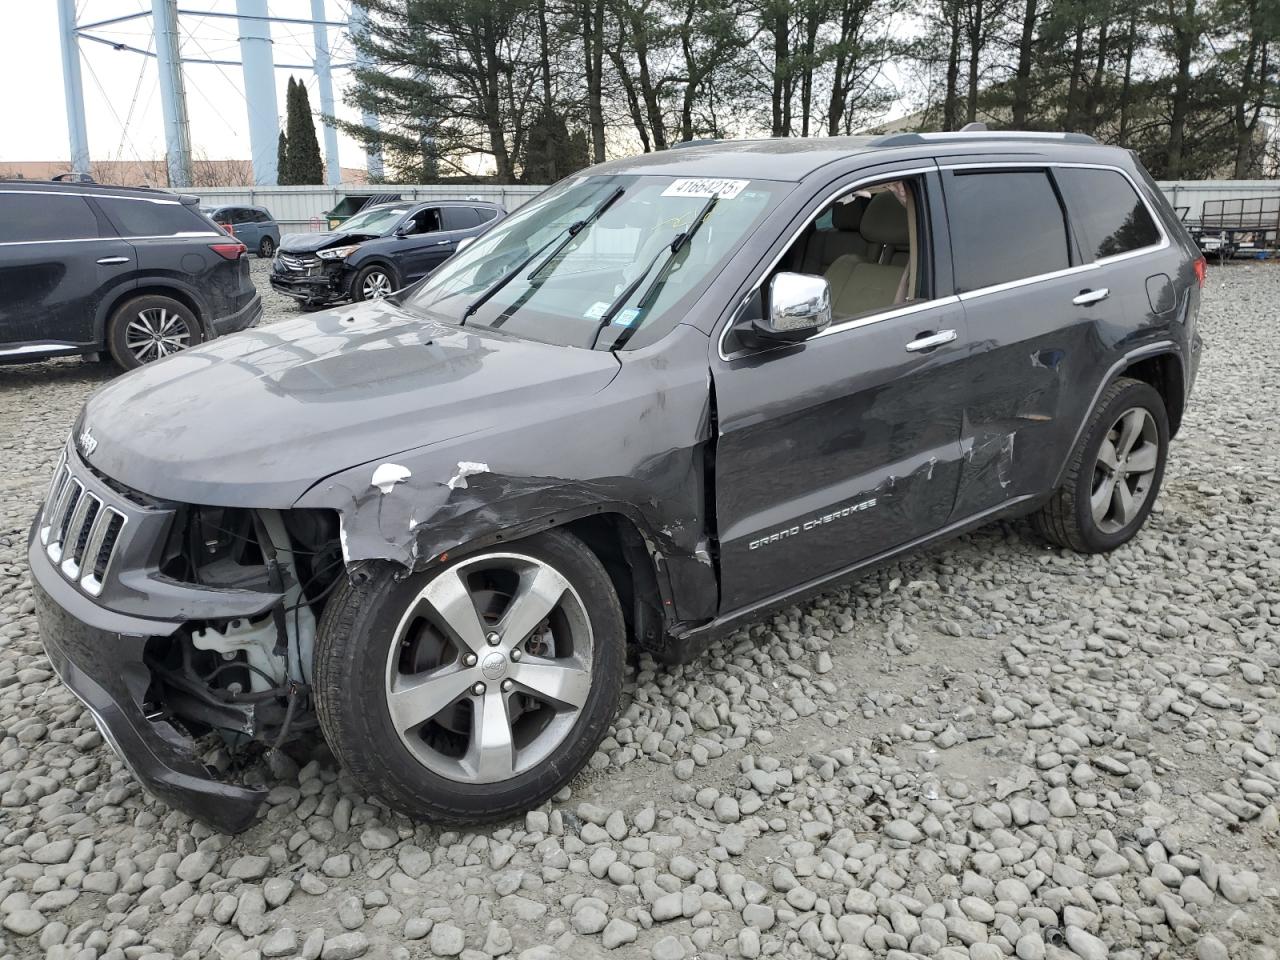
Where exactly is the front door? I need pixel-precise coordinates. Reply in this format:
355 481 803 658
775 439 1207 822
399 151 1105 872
712 168 970 612
396 207 457 282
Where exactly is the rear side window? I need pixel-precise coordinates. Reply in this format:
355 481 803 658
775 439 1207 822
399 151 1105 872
254 209 273 223
1055 168 1161 260
94 196 214 237
443 206 480 230
0 192 100 243
475 207 498 223
946 171 1070 292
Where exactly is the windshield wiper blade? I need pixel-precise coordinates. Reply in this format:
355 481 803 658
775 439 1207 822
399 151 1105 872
527 185 625 281
590 193 720 349
461 185 625 324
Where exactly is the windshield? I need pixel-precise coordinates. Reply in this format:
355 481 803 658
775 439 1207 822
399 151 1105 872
341 205 409 235
403 174 788 350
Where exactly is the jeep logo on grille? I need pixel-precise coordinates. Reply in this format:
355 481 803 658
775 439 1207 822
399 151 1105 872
77 428 97 456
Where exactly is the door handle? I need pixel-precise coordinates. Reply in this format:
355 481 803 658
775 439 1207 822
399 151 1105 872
433 240 453 246
96 256 130 265
905 329 957 352
1072 287 1109 306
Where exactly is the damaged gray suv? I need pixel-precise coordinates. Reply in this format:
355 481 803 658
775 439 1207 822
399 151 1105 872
31 132 1203 832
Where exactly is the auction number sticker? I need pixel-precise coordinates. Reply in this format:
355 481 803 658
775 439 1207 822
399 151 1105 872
662 178 749 200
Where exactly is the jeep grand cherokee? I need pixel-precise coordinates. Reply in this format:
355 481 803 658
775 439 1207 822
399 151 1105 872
30 132 1202 832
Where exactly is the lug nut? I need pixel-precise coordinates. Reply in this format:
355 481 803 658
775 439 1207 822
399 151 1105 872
501 679 513 692
471 682 486 696
510 648 522 661
486 631 501 646
463 653 477 667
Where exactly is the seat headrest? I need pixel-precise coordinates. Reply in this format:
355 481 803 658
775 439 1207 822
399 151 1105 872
861 191 909 247
831 197 867 232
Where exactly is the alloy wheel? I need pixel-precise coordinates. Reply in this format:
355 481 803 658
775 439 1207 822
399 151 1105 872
124 307 192 364
384 553 594 784
362 270 393 299
1090 406 1159 534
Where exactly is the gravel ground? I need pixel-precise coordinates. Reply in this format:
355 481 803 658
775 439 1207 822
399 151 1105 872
1 258 1279 960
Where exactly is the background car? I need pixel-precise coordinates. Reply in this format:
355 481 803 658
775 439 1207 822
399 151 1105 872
199 204 282 258
270 199 505 309
0 179 261 369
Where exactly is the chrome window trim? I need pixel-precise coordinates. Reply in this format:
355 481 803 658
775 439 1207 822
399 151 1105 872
718 165 937 361
0 188 181 204
0 232 222 247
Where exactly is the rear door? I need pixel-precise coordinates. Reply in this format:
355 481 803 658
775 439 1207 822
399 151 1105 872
0 190 134 351
939 162 1128 517
231 208 260 248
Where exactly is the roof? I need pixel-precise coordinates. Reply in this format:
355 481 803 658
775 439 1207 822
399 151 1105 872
590 131 1118 182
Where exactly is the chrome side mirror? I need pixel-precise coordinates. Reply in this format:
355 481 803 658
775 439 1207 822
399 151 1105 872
756 272 831 341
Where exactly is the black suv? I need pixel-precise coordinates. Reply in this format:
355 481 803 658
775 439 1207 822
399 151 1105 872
31 132 1202 832
270 198 505 308
0 180 261 369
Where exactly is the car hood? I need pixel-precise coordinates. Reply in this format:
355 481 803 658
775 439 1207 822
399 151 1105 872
80 301 621 506
278 230 380 253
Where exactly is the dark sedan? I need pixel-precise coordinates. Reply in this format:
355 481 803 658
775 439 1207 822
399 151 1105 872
270 199 505 308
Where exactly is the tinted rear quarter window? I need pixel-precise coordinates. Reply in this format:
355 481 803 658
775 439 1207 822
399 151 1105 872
475 207 498 223
946 170 1071 292
0 192 101 243
1055 168 1161 259
94 196 214 237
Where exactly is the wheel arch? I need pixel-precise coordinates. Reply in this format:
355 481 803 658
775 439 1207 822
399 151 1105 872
97 281 210 343
1118 351 1186 437
348 257 401 294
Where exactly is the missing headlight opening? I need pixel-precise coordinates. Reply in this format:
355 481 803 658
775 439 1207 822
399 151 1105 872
143 506 343 750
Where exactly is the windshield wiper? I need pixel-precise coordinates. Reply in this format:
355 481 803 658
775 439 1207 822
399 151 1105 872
461 185 625 323
589 192 720 349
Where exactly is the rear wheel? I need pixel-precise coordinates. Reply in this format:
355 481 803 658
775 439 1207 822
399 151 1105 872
258 236 276 258
314 530 624 821
351 264 396 301
106 295 203 370
1032 376 1169 553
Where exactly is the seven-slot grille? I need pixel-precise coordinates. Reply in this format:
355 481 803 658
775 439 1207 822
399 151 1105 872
276 253 320 275
39 449 128 597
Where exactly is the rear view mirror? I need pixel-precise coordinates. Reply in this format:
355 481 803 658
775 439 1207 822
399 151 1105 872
756 272 831 341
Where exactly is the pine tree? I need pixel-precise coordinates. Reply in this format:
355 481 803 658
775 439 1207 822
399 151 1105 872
283 75 325 185
276 131 289 183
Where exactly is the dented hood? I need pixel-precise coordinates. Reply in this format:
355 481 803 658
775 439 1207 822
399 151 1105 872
79 301 621 506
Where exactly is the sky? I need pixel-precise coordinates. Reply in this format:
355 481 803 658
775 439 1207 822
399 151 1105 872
0 0 369 171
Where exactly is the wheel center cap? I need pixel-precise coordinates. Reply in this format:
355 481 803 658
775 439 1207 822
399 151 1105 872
481 652 507 680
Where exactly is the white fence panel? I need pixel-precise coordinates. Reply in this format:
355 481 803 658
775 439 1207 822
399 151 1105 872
195 179 1278 230
195 184 548 231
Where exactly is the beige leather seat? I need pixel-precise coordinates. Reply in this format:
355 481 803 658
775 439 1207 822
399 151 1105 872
825 192 910 318
801 197 871 275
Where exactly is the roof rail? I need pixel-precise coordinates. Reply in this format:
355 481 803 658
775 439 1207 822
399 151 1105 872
872 130 1099 147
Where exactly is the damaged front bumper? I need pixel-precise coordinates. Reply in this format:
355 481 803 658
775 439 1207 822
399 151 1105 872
29 527 267 834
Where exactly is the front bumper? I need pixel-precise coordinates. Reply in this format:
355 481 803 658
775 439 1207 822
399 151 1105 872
211 292 263 337
269 267 346 304
29 519 266 834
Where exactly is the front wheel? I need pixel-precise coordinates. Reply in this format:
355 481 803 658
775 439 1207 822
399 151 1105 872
351 264 396 301
314 530 624 821
1032 376 1169 553
106 295 203 370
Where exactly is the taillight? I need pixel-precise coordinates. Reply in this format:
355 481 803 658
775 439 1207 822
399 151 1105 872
1193 256 1206 288
210 242 246 260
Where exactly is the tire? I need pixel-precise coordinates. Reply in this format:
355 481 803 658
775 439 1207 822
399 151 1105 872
1032 376 1169 553
314 530 624 822
351 264 396 302
106 295 203 370
258 236 276 258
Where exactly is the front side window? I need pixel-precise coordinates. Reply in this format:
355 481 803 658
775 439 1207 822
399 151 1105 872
94 196 213 237
1055 168 1161 260
404 174 788 350
0 193 100 242
769 177 927 323
945 170 1071 292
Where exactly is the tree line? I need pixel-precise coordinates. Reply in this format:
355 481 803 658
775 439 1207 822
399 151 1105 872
338 0 1278 184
